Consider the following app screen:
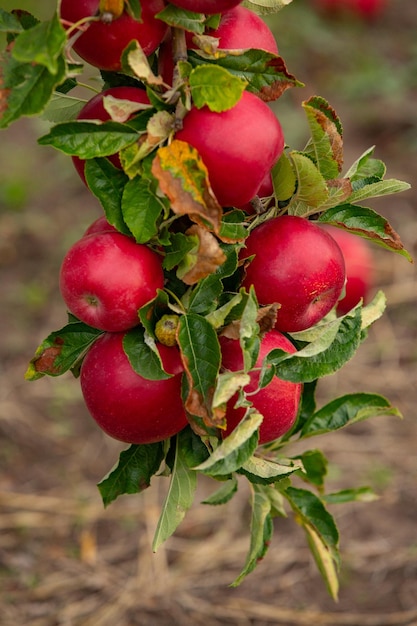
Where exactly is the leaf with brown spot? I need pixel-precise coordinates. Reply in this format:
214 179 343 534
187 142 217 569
318 204 413 262
188 49 303 103
179 225 226 285
303 96 344 179
257 303 280 335
25 322 103 380
220 303 279 341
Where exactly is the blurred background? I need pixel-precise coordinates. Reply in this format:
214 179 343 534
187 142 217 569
0 1 416 624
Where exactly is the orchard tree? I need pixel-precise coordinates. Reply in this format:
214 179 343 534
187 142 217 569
0 0 411 599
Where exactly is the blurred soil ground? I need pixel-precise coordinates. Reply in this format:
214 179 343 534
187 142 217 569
0 0 416 624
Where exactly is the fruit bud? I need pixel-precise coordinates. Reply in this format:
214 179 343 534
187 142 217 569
99 0 124 22
155 314 180 347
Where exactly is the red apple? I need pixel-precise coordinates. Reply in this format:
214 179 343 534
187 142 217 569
220 330 302 444
159 6 278 86
239 172 273 214
72 86 150 185
168 0 242 14
175 90 284 207
208 5 278 53
83 215 117 237
320 225 374 314
241 215 346 332
80 332 188 444
59 0 168 71
59 231 164 332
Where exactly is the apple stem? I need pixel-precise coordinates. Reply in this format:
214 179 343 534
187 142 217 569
172 27 188 68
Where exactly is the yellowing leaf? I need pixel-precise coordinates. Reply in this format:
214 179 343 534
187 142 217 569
189 64 247 112
102 94 151 123
126 41 164 86
151 139 222 233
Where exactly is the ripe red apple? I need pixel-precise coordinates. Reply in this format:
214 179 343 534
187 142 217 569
320 225 374 314
72 86 150 185
220 330 302 444
59 231 164 332
239 172 273 214
80 332 188 444
175 90 284 207
59 0 168 71
208 5 278 53
83 215 117 237
159 6 278 87
168 0 242 14
241 215 346 332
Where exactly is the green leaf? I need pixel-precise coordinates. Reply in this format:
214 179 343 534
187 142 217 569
324 486 379 505
348 178 410 205
304 518 340 600
121 175 165 243
193 410 262 476
300 392 402 439
344 146 386 181
138 289 170 338
188 49 301 102
177 313 221 426
360 290 386 330
84 158 131 235
293 449 328 489
284 486 339 600
123 326 173 381
188 274 223 316
0 50 66 128
163 232 199 272
318 204 412 261
152 432 197 552
126 0 142 20
268 308 363 383
281 380 318 440
302 96 343 179
185 244 239 316
271 151 297 202
25 321 103 380
240 287 260 372
202 475 239 505
219 210 248 243
97 442 165 507
238 455 303 485
286 151 329 217
0 8 24 32
38 120 140 158
41 93 86 123
231 484 274 586
285 487 339 551
177 425 210 468
11 12 66 75
155 5 206 34
206 292 243 329
242 0 293 15
189 64 247 112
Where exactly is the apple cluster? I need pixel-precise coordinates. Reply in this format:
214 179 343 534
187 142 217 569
56 0 370 449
